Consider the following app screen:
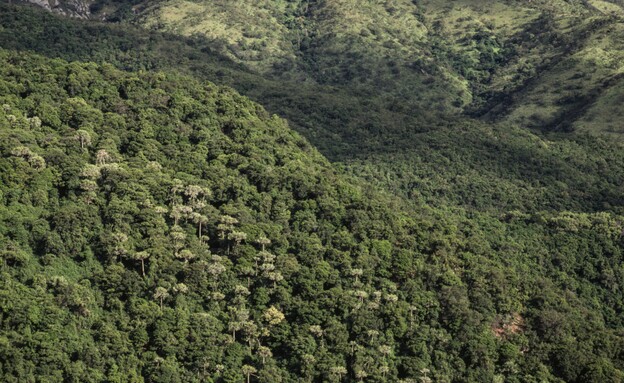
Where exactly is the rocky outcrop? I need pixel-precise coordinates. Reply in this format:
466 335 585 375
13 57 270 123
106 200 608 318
21 0 92 19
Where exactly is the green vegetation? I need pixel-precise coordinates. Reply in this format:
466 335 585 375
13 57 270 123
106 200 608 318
0 45 623 383
2 1 624 382
128 0 624 122
4 2 624 215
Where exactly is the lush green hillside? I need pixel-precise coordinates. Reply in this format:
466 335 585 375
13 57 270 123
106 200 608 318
2 46 624 383
3 3 624 215
0 49 431 382
128 0 624 125
14 0 624 137
3 2 624 382
115 0 624 213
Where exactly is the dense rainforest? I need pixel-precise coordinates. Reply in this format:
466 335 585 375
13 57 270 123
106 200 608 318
1 1 624 382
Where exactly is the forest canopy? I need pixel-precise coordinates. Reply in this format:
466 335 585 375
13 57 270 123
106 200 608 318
1 1 624 382
1 48 624 383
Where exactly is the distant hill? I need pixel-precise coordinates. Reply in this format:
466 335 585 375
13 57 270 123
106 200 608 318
15 0 624 136
121 0 624 135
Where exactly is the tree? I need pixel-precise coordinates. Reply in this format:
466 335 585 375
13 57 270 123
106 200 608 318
96 149 112 165
170 226 187 257
111 232 129 262
242 365 257 383
228 231 247 254
191 212 209 240
10 145 32 158
218 215 238 239
229 321 243 342
176 249 196 264
379 345 392 360
169 178 185 203
355 369 368 382
349 341 359 355
28 154 46 170
351 268 363 283
10 145 46 170
79 179 98 204
263 306 285 326
367 330 379 343
309 325 324 338
380 365 390 379
75 129 92 149
257 251 276 275
242 320 259 350
354 290 369 305
329 366 347 383
170 206 184 226
256 236 271 251
29 116 42 129
184 184 211 208
154 287 170 309
184 184 203 202
234 284 250 307
133 250 150 277
207 255 227 290
239 266 255 287
266 271 284 289
173 283 189 294
301 354 316 382
419 368 432 383
228 307 250 342
218 215 239 252
257 346 272 364
154 206 169 215
169 205 193 226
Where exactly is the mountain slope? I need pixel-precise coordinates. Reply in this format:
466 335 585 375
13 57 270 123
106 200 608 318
128 0 624 137
0 49 425 382
3 3 624 216
3 3 624 382
3 48 624 382
16 0 624 135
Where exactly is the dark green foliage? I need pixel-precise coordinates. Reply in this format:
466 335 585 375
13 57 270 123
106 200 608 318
3 3 624 217
1 48 624 383
2 2 624 382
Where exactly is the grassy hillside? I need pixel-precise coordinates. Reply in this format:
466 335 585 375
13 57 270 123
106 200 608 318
16 0 624 135
126 0 624 136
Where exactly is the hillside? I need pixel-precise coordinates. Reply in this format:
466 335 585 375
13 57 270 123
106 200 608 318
0 47 623 383
3 3 624 215
16 0 624 136
124 0 624 130
2 1 624 382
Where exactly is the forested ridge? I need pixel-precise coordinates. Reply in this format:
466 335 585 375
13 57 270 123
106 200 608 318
1 1 624 382
3 2 624 215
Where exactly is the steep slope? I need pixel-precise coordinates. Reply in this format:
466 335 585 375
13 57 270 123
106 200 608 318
127 0 624 138
3 3 624 216
59 0 624 213
16 0 624 136
131 0 468 113
0 49 426 382
419 0 624 136
3 49 624 383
